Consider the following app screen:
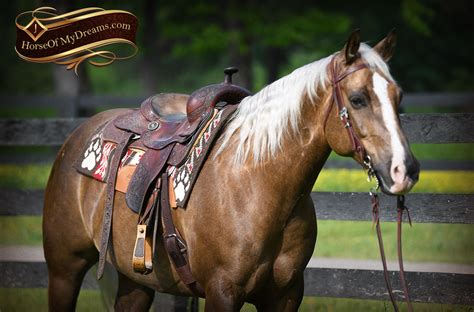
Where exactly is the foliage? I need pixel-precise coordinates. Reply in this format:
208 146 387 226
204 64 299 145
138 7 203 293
1 0 473 94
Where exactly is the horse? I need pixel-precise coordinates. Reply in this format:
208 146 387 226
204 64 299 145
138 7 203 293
43 29 420 311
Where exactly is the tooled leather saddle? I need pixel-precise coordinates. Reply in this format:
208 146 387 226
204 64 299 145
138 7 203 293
78 68 250 295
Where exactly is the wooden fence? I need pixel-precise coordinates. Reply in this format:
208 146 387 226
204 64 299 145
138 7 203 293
1 92 473 117
1 113 473 310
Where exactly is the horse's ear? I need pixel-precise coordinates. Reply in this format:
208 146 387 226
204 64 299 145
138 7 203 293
373 28 397 62
344 29 361 64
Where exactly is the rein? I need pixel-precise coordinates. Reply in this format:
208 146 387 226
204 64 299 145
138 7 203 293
326 56 413 311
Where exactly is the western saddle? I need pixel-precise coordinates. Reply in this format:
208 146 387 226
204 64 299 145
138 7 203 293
95 67 251 296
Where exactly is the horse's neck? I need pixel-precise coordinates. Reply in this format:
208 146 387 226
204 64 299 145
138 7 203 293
264 93 332 195
221 92 332 207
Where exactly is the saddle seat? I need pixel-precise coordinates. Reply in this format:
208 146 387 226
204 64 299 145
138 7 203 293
148 93 188 122
112 68 251 151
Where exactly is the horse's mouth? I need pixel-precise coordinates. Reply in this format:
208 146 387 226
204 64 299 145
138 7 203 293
373 169 416 195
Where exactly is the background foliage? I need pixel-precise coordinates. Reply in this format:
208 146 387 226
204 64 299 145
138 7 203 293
1 0 473 97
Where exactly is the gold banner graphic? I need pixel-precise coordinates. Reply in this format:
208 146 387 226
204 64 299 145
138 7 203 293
15 7 138 74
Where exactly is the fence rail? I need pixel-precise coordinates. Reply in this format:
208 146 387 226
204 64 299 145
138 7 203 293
2 189 472 224
1 92 473 116
0 114 473 146
1 262 471 305
1 113 473 309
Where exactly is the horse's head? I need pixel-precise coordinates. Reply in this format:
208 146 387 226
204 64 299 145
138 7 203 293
324 30 420 195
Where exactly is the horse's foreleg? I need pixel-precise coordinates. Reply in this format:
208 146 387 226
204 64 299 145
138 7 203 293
114 272 155 311
204 276 245 312
256 273 304 312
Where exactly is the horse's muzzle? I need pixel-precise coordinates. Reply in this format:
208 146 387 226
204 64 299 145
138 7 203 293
375 155 420 195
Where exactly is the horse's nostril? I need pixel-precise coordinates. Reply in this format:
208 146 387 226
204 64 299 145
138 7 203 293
406 157 420 182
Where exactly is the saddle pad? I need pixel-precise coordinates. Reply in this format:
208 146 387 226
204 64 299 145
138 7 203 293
76 126 145 186
169 106 236 207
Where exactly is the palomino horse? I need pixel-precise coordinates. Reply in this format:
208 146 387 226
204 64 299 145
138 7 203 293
43 30 419 311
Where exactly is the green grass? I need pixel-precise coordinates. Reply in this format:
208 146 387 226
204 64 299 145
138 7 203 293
410 143 474 161
328 143 474 162
0 289 471 312
0 164 51 189
315 221 474 264
0 288 104 312
2 216 472 265
0 216 43 245
1 164 473 193
314 169 474 193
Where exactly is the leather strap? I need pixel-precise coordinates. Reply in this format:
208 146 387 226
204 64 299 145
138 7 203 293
160 172 205 297
371 194 399 311
97 131 134 279
126 144 173 213
328 56 369 163
397 195 414 312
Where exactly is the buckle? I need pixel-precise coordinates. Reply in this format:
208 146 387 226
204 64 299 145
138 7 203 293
165 233 187 253
339 107 349 120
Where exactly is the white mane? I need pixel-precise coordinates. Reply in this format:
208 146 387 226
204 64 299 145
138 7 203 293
216 43 394 164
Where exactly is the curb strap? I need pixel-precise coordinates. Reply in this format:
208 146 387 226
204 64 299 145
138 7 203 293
160 172 205 297
397 195 414 312
97 132 134 279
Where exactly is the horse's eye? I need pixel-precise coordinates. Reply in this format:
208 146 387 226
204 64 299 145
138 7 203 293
350 95 366 108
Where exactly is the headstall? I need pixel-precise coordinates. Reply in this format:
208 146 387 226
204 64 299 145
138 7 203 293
325 55 414 312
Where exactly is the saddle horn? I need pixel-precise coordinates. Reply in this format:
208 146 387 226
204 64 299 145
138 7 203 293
186 67 251 123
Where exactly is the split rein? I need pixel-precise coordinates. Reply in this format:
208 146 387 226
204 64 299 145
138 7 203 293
326 56 414 312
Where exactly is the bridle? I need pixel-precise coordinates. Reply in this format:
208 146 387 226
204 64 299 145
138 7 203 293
325 54 414 312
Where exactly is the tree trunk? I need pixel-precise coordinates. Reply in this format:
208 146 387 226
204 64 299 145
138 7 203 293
140 0 159 95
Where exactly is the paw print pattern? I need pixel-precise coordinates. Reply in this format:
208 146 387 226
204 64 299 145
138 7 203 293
81 136 102 171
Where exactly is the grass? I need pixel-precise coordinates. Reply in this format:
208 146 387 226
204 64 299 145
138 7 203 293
2 216 472 265
0 216 43 245
0 289 472 312
328 143 474 161
0 164 51 189
1 164 473 193
314 169 474 193
315 221 474 264
0 288 104 312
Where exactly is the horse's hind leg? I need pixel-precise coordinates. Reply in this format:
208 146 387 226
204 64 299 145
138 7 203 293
114 272 155 311
44 246 98 311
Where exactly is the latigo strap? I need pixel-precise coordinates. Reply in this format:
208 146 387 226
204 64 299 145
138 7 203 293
160 172 205 297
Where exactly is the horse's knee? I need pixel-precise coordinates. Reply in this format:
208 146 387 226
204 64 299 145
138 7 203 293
204 277 245 312
114 272 155 312
256 273 304 312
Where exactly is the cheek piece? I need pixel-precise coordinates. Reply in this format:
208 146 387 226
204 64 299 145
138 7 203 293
323 55 414 312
